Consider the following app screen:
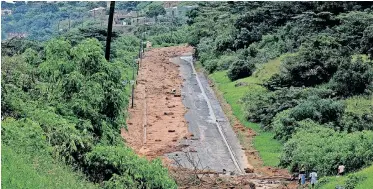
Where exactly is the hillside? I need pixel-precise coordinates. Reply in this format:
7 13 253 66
2 1 373 189
1 20 177 189
1 1 196 188
188 1 373 188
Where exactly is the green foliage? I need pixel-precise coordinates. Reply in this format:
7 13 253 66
329 57 373 97
273 96 345 141
146 4 166 18
280 120 373 176
227 59 256 81
86 145 177 188
187 1 373 183
2 34 175 188
361 25 373 58
1 118 97 189
1 37 43 56
243 87 336 130
1 1 109 41
345 174 367 189
265 35 347 90
336 11 373 52
318 165 373 189
340 96 373 132
210 58 283 166
148 25 191 47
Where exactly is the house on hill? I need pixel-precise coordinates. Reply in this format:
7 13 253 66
7 32 27 39
88 7 106 18
163 1 179 8
1 9 12 16
130 17 155 26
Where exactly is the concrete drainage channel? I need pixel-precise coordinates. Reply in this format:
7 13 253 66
167 55 248 175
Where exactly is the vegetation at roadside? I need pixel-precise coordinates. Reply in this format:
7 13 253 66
318 165 373 189
1 1 199 188
1 26 176 188
187 2 373 187
210 57 284 166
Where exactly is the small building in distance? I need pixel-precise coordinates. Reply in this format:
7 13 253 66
7 32 27 39
130 16 155 26
1 9 12 16
88 7 106 18
165 5 198 17
163 1 179 8
114 11 138 26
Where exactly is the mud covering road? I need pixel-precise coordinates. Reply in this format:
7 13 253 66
122 46 247 173
122 46 192 159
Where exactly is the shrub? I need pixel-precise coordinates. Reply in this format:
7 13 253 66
361 25 373 58
216 55 239 71
280 120 373 176
85 145 177 188
227 59 256 81
340 96 373 132
243 87 335 130
265 35 348 89
215 33 235 52
273 96 345 141
2 36 177 188
204 59 218 73
329 57 373 97
345 174 367 189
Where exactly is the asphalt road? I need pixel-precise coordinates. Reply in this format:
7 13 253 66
167 55 247 175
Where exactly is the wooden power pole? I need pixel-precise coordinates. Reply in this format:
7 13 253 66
105 1 115 61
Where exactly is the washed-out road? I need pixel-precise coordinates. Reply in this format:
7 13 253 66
167 55 248 175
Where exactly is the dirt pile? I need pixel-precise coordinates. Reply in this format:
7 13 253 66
121 45 193 159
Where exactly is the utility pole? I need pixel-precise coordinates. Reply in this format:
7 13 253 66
171 10 174 44
105 1 115 61
68 16 71 31
131 58 136 108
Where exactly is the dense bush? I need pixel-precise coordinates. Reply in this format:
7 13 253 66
273 96 345 141
340 96 373 132
2 35 175 187
361 25 373 58
148 26 191 47
243 87 336 130
2 118 97 189
187 1 373 181
265 35 348 90
86 146 177 188
345 174 367 189
227 59 256 81
280 120 373 176
336 11 373 52
329 57 373 97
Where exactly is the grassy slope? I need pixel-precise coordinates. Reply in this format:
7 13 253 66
319 165 373 189
2 146 97 189
319 95 373 188
209 56 287 166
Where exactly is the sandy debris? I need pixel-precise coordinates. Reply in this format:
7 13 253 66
121 45 194 159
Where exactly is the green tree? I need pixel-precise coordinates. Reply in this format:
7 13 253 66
146 4 166 22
